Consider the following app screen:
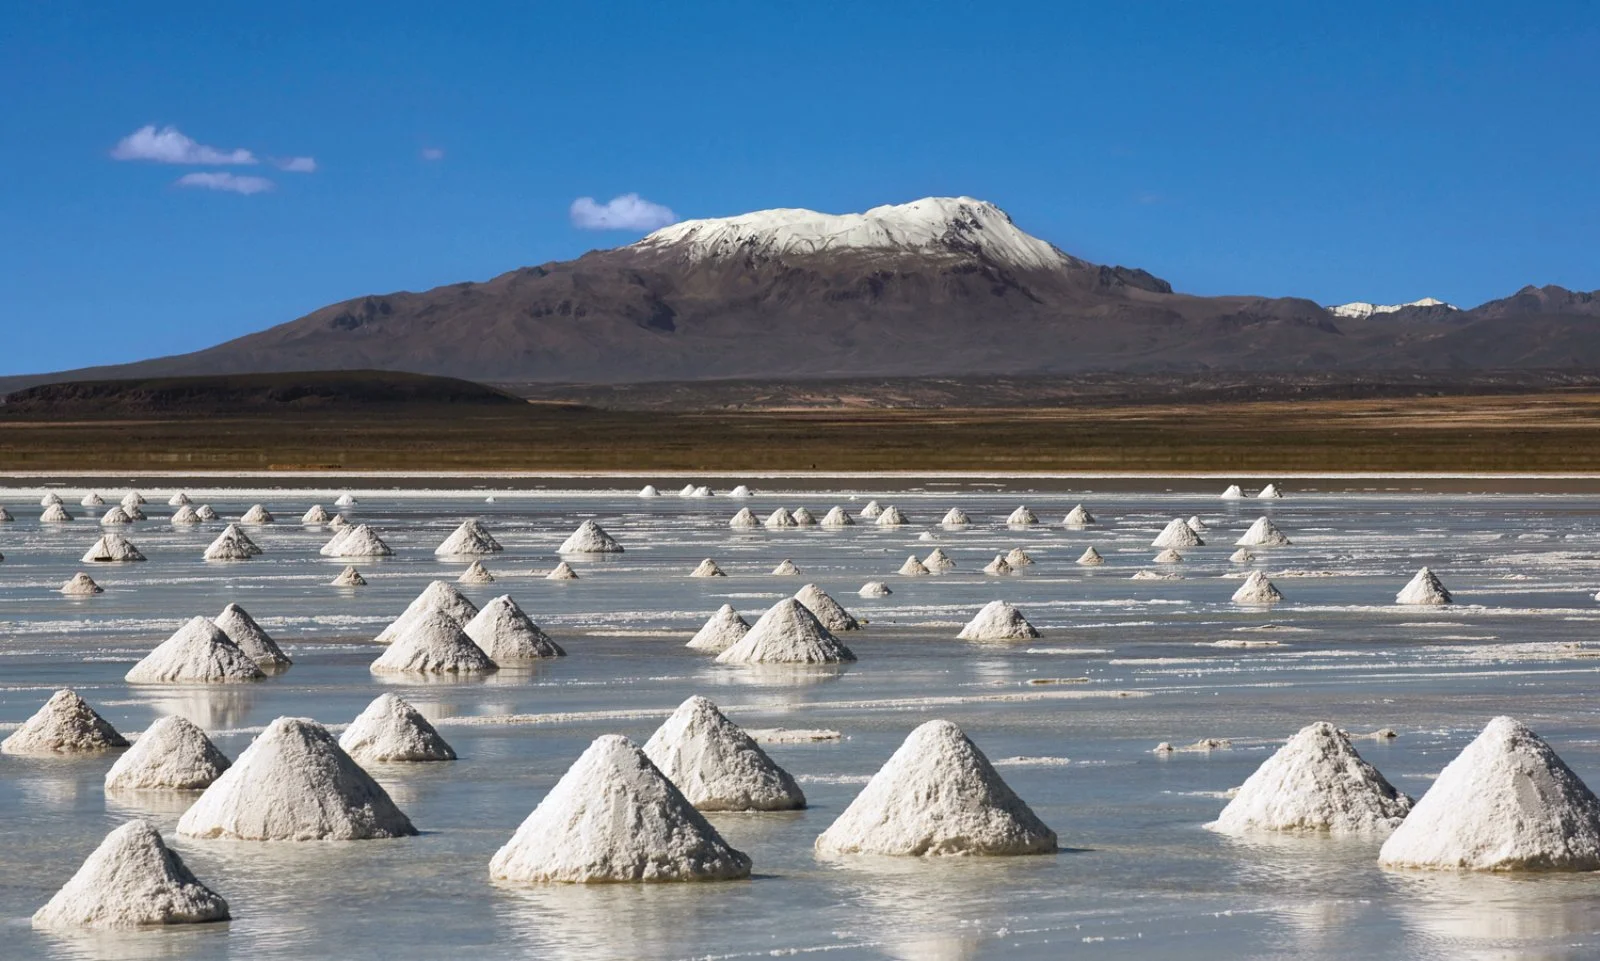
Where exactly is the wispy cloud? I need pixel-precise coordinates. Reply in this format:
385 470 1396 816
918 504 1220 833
275 156 317 173
112 125 257 165
570 193 677 231
420 147 445 161
175 172 275 195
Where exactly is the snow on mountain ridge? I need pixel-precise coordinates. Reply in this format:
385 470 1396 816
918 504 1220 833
633 197 1078 271
1328 297 1457 319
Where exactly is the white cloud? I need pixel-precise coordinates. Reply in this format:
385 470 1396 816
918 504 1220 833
421 147 445 161
175 172 275 195
276 156 317 173
570 193 677 231
112 125 257 165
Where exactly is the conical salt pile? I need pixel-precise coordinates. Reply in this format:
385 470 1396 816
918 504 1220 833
546 561 579 580
331 565 366 587
860 499 884 518
690 558 726 577
941 507 970 526
322 523 393 557
376 581 482 644
639 485 660 497
728 485 752 498
957 601 1040 641
490 734 752 882
125 617 265 684
0 507 10 522
860 581 892 597
178 717 416 840
716 598 856 665
917 530 936 541
126 504 148 520
80 492 104 507
1005 548 1034 567
82 533 145 562
559 519 623 553
334 493 356 507
729 507 760 529
1230 547 1256 563
60 572 104 595
1211 722 1411 835
435 518 502 556
1237 516 1291 547
1152 518 1204 548
32 822 229 929
771 558 801 576
339 693 456 763
820 506 854 527
792 507 817 526
983 554 1014 575
1187 516 1208 533
1062 504 1096 527
687 604 749 653
1397 567 1452 605
301 505 331 524
644 696 806 811
924 547 955 572
239 504 274 524
41 503 73 522
105 716 231 792
203 528 254 561
1153 548 1183 564
1006 506 1038 526
764 507 798 529
815 720 1057 856
327 513 349 530
795 583 860 631
1221 484 1245 499
120 492 146 509
1379 717 1600 871
464 594 565 660
1076 546 1104 566
195 505 218 521
458 561 495 584
1257 483 1283 499
372 610 497 675
168 492 191 507
214 603 291 668
42 492 65 507
693 485 713 497
171 505 201 524
100 506 133 526
678 484 697 497
1232 571 1284 605
898 555 930 576
876 505 909 526
2 690 128 755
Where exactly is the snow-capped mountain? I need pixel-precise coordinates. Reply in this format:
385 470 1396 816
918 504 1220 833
1327 297 1458 320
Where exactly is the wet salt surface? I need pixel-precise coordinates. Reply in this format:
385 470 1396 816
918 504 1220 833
4 481 1600 959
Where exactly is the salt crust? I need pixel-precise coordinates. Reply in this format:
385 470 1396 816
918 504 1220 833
715 598 856 664
465 594 565 660
125 616 264 684
105 716 231 792
643 696 805 811
339 693 456 762
687 604 749 653
2 689 128 755
957 601 1039 641
1210 722 1411 835
33 821 229 929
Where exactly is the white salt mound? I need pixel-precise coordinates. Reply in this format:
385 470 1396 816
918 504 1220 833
60 572 103 595
1152 518 1204 548
458 561 495 584
729 507 760 529
196 505 218 521
1230 548 1255 563
898 554 930 576
820 506 854 527
693 485 713 498
434 519 502 556
924 547 955 572
644 696 806 811
715 598 856 665
983 554 1014 575
1237 516 1292 547
546 561 579 580
1397 567 1452 605
171 505 201 525
690 558 726 577
1154 548 1183 564
120 491 146 509
679 484 696 497
339 693 456 763
334 493 356 507
32 822 229 929
792 507 817 526
1062 504 1096 527
331 565 366 587
178 717 416 841
464 594 565 660
371 609 498 675
639 485 660 497
214 602 292 668
728 485 752 497
795 583 859 631
770 558 801 576
125 616 265 684
1221 484 1245 499
941 507 970 526
100 507 133 526
859 581 892 597
1007 506 1038 525
202 529 254 561
321 523 392 558
81 492 105 507
876 505 909 526
327 513 349 529
957 600 1040 641
687 604 750 653
559 519 623 553
375 581 477 645
43 492 68 508
1005 547 1034 567
489 734 751 883
125 504 148 520
105 716 231 792
860 499 883 519
917 530 936 542
1211 721 1411 835
1 689 128 755
764 507 798 529
1378 716 1600 871
1076 546 1104 566
168 492 191 507
0 507 10 522
41 504 74 522
1187 515 1208 532
240 504 274 524
814 720 1057 857
1258 483 1283 499
1231 571 1284 605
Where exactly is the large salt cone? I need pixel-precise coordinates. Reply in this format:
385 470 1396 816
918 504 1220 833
105 716 231 792
32 822 229 929
957 600 1039 641
643 696 805 811
1210 721 1410 835
339 693 456 763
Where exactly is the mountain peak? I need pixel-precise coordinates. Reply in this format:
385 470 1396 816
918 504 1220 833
1327 297 1458 320
632 196 1078 271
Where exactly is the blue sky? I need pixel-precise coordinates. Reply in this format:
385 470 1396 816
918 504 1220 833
4 1 1597 375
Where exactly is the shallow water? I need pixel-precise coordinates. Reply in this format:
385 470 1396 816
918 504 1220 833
4 480 1600 959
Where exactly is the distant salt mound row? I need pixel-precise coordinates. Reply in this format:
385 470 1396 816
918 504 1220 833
924 547 955 572
941 507 970 527
105 716 231 792
321 523 393 558
1379 716 1600 871
434 519 502 556
82 533 145 563
820 506 854 527
214 603 292 669
1062 504 1095 527
545 561 579 580
1220 484 1245 499
1258 483 1283 499
1076 546 1104 566
41 492 64 507
1231 571 1284 605
687 604 750 653
60 572 103 595
120 491 146 509
80 492 105 507
559 519 623 553
728 485 752 498
875 505 909 526
690 558 726 578
792 507 817 527
167 492 191 507
1 689 128 755
1153 548 1183 564
644 696 805 812
898 555 930 576
41 504 74 522
331 565 366 587
795 583 859 632
239 504 274 525
638 485 659 497
1152 518 1203 548
371 609 498 675
489 734 752 883
1396 567 1452 605
764 507 798 529
32 822 229 930
715 598 856 665
1006 548 1034 567
465 594 565 660
458 561 494 584
125 616 265 684
958 601 1039 641
1006 506 1038 526
376 581 482 644
100 506 133 526
1237 516 1291 547
729 508 759 530
179 717 417 841
860 500 884 519
815 720 1057 857
859 581 892 597
171 505 201 525
983 554 1014 575
339 693 456 763
1210 722 1411 835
